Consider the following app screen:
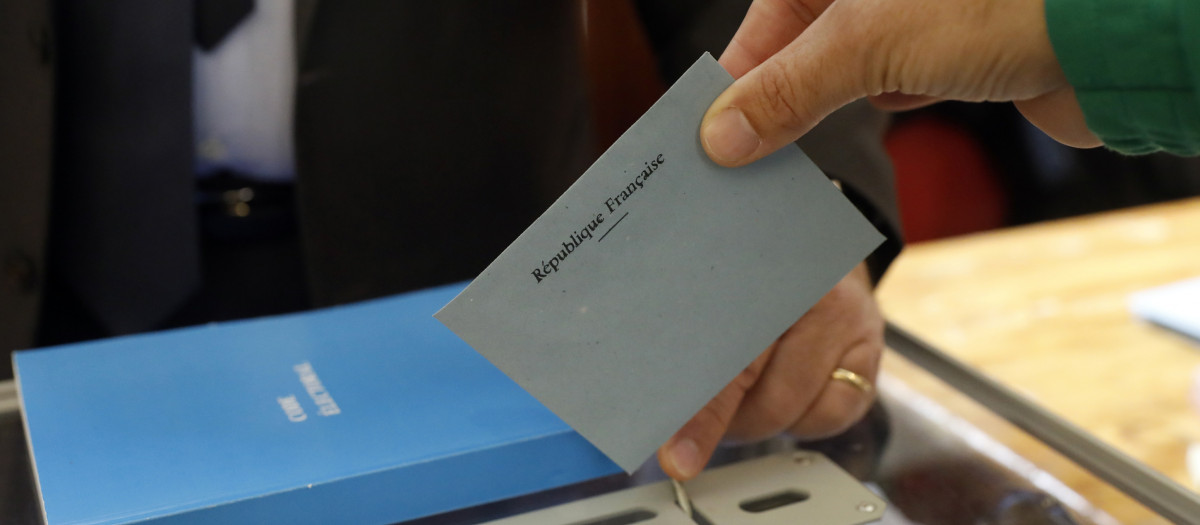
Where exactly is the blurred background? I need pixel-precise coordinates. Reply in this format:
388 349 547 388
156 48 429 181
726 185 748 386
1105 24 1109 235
3 1 1200 523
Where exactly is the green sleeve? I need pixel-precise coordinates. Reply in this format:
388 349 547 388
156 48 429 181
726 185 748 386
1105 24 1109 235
1045 0 1200 156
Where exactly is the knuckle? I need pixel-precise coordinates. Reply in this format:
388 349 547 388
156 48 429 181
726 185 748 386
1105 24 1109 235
835 0 903 96
777 0 820 27
752 61 813 133
733 361 765 390
704 382 749 424
695 396 737 431
746 379 813 437
757 398 800 433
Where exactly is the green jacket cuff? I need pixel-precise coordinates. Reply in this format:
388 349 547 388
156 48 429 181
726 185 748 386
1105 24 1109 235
1045 0 1200 156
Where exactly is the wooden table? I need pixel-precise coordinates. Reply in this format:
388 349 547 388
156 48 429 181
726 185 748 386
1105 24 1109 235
877 197 1200 523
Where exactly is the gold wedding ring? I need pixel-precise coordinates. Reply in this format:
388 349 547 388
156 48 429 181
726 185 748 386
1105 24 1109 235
831 368 873 394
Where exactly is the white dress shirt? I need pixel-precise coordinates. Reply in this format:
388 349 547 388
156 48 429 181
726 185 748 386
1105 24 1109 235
193 0 296 182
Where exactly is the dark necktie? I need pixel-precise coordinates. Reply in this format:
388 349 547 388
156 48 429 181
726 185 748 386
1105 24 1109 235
195 0 255 51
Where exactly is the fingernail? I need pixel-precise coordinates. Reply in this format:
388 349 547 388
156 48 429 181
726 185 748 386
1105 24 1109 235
669 437 703 478
702 107 761 164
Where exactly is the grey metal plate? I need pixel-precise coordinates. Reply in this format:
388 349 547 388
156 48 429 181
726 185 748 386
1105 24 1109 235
480 481 692 525
481 451 884 525
686 452 885 524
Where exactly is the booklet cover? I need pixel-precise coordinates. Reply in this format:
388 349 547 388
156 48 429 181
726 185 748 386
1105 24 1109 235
15 283 619 525
436 53 884 472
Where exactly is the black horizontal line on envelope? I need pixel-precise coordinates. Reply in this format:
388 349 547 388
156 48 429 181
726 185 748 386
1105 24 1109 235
597 212 630 242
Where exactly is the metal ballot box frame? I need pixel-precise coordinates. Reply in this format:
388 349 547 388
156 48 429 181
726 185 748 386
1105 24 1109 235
402 326 1200 525
478 453 885 525
3 325 1199 524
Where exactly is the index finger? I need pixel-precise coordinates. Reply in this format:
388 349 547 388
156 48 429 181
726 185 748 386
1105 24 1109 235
720 0 834 78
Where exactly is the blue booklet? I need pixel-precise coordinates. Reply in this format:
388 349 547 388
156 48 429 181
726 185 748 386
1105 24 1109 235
14 283 619 525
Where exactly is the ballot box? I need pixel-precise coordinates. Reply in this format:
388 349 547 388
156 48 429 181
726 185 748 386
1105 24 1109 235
2 280 1198 524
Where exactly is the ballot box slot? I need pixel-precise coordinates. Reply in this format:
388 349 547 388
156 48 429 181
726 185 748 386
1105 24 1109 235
737 489 809 513
481 452 885 525
565 508 656 525
688 510 716 525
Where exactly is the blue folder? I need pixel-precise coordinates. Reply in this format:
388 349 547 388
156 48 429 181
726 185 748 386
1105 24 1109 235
14 283 620 525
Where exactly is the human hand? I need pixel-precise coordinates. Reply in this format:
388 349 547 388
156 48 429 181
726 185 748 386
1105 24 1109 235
701 0 1101 168
656 262 883 480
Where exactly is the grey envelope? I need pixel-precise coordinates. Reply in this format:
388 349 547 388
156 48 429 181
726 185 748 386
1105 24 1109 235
435 53 883 473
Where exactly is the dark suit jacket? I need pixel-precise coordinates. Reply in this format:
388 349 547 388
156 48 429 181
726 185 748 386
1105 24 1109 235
0 0 899 378
0 0 53 362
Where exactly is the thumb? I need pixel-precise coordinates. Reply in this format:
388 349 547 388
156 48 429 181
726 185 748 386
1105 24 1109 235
701 4 869 167
657 348 773 480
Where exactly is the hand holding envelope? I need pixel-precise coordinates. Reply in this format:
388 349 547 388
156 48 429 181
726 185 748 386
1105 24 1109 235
437 54 885 477
699 0 1100 169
